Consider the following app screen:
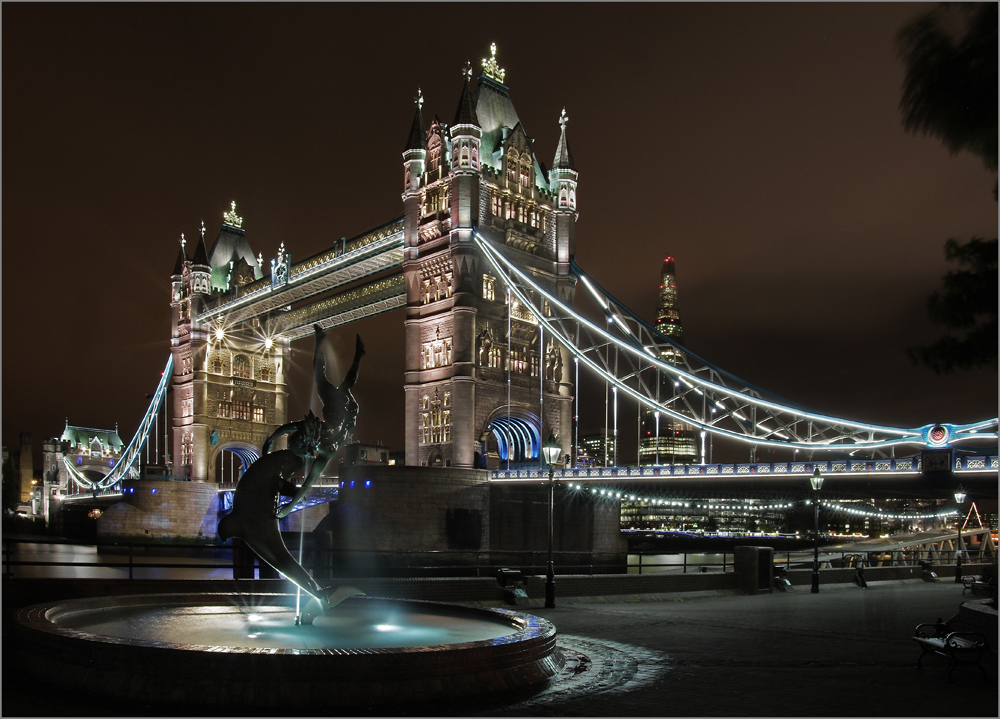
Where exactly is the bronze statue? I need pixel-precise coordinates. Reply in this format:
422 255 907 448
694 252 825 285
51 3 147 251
218 325 365 622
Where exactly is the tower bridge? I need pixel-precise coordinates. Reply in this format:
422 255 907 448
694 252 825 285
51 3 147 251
49 45 997 509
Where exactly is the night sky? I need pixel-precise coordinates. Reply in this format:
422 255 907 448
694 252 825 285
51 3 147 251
4 4 997 466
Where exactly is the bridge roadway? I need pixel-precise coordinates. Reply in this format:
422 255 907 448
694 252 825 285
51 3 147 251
491 455 999 499
197 219 404 339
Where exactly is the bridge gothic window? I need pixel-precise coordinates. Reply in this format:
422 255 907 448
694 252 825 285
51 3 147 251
233 355 251 379
420 336 453 370
253 406 264 423
519 158 531 190
482 274 496 301
211 356 223 375
506 148 518 186
259 366 270 382
491 194 502 217
89 437 103 457
181 433 193 466
233 400 251 421
420 392 451 444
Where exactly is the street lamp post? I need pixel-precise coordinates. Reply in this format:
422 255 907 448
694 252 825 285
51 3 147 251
542 433 563 609
954 488 966 583
810 468 824 594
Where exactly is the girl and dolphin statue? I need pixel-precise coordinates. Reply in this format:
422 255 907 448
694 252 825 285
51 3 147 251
218 325 365 623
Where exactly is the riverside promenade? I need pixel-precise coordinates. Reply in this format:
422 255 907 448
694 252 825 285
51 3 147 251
3 578 995 717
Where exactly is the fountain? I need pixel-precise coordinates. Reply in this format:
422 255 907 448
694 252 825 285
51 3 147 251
13 329 559 709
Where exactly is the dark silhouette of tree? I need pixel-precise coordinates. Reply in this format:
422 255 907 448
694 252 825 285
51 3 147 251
898 4 998 373
908 238 998 373
898 3 997 174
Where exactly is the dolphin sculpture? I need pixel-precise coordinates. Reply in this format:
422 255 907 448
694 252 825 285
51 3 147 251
218 329 367 623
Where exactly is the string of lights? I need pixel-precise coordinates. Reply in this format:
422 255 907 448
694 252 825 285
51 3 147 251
818 500 958 521
564 482 961 522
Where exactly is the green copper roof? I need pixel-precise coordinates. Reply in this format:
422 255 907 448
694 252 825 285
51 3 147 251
60 422 124 451
208 224 263 293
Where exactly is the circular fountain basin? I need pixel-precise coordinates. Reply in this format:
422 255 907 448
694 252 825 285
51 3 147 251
14 593 558 710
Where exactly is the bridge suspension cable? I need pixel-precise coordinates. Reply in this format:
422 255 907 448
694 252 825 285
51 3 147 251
64 355 174 491
472 230 998 453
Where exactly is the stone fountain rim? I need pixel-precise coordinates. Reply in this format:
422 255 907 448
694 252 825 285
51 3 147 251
16 592 555 656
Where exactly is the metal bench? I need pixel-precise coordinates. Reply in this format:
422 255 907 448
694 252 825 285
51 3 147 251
961 575 992 595
912 620 988 683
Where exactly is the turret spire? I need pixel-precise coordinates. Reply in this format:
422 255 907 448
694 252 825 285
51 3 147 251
452 62 480 127
405 88 426 151
552 108 575 170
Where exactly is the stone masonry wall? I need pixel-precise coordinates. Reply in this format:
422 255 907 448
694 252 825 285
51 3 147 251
334 466 490 555
96 480 219 542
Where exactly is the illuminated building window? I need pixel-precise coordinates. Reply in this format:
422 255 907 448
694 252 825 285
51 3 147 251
519 158 531 189
211 356 223 374
253 406 264 423
181 434 193 466
489 347 502 368
89 437 103 457
483 274 496 301
218 402 231 418
420 392 451 444
460 143 469 166
233 401 251 421
423 279 432 304
428 137 442 175
559 188 568 207
506 149 518 185
569 188 576 208
259 366 270 382
233 355 251 379
421 337 453 369
492 195 502 216
471 145 478 168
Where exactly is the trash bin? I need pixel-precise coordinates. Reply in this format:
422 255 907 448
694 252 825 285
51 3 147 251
918 559 937 582
773 564 792 591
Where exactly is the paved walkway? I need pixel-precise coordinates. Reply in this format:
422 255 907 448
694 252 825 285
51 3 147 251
3 580 996 717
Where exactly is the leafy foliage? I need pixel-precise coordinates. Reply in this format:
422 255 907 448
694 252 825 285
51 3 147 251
898 3 998 173
908 238 998 373
898 5 998 373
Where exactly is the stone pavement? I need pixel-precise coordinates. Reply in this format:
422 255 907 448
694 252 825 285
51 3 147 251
438 580 997 718
3 580 996 717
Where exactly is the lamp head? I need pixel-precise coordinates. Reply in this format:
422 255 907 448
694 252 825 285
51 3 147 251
954 489 966 505
542 433 562 467
810 467 824 492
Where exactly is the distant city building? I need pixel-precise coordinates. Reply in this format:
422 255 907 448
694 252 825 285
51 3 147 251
577 433 615 467
340 442 391 467
638 256 697 465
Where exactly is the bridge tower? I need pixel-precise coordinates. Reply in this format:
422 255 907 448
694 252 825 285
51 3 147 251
169 207 290 481
402 46 577 469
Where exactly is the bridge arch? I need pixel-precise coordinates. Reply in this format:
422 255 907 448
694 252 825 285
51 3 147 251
211 442 261 484
482 407 541 469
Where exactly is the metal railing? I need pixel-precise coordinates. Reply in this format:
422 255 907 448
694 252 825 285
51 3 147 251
2 538 992 580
